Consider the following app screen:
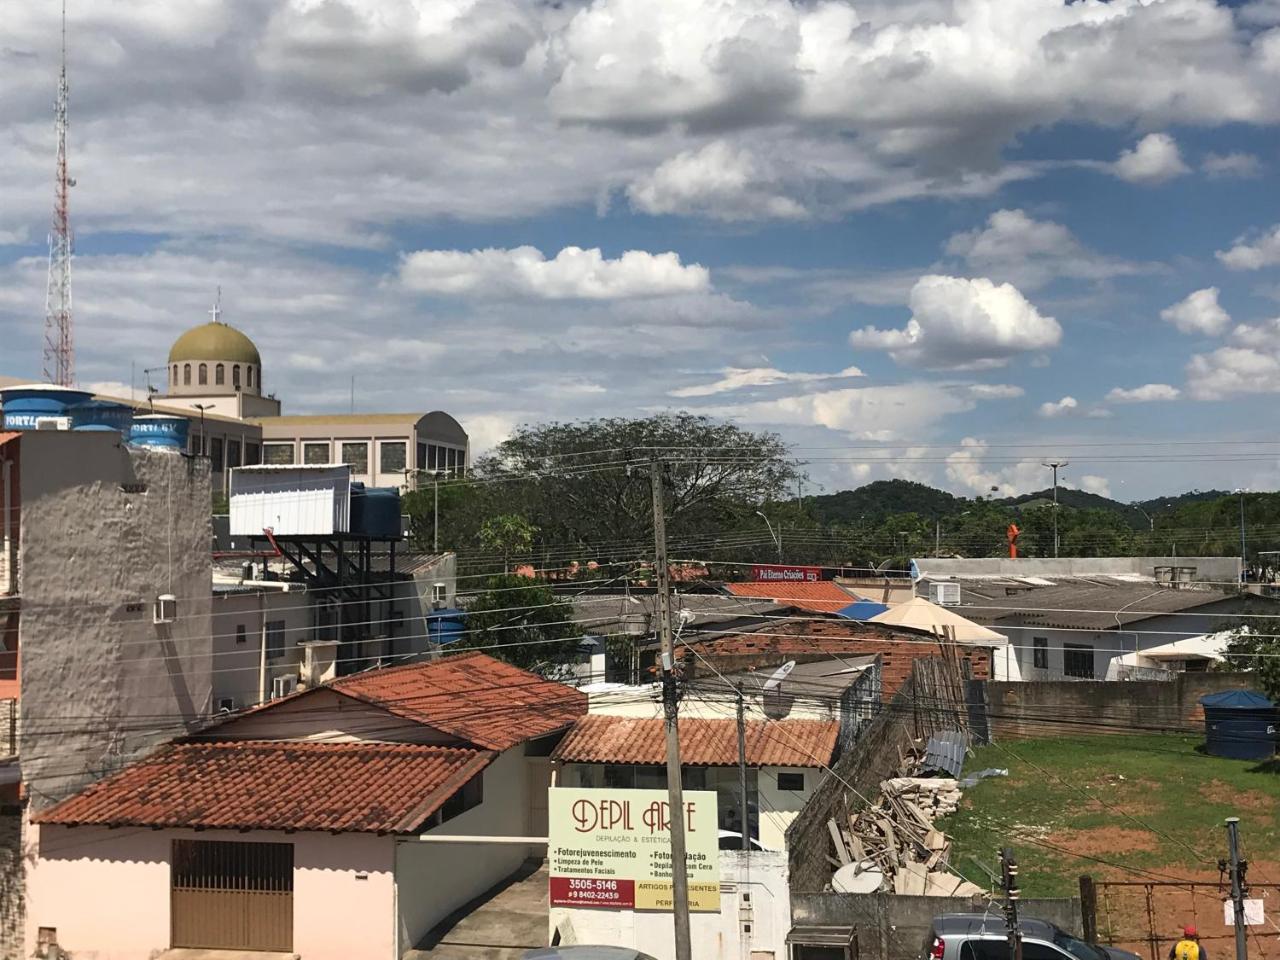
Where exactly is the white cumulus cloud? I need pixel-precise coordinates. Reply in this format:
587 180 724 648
1187 346 1280 400
1160 287 1231 336
1112 133 1190 184
850 275 1061 370
399 245 710 300
1203 152 1264 179
1106 383 1181 403
1038 396 1079 418
1217 225 1280 270
627 141 808 221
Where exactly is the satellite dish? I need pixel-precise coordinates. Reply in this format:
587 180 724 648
761 660 796 720
832 860 885 894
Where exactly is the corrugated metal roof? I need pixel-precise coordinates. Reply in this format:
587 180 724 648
34 741 494 834
922 729 968 777
551 714 839 768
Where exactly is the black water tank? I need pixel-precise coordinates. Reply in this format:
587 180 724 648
1200 690 1277 760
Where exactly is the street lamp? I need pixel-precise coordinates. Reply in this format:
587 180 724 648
423 469 447 553
755 510 782 561
1041 461 1069 558
1235 488 1248 580
192 404 216 457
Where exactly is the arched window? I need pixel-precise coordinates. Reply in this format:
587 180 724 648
183 364 191 386
247 366 254 389
171 365 177 386
232 364 241 389
215 364 225 386
198 363 208 386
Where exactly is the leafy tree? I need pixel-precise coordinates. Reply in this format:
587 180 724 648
474 413 796 551
459 575 580 673
478 514 538 572
1218 612 1280 701
401 477 488 554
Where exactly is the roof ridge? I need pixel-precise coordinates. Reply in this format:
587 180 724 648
183 739 492 756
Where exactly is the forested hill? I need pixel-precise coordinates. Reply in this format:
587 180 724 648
806 480 966 524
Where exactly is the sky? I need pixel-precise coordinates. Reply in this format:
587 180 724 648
4 0 1280 502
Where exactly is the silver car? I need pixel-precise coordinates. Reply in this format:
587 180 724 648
924 914 1142 960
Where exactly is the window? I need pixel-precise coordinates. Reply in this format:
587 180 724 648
226 440 242 470
961 940 1022 960
436 772 484 825
245 443 260 465
303 441 330 465
776 772 805 792
1064 644 1095 679
235 624 246 645
380 441 407 474
341 441 369 475
263 443 294 465
1022 942 1072 960
171 364 177 386
183 363 191 386
198 363 208 385
432 583 447 605
418 442 428 470
247 366 254 389
215 363 225 385
232 364 241 389
1033 637 1049 670
427 444 438 471
209 437 224 473
266 620 286 660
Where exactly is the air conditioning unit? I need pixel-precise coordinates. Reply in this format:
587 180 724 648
272 674 298 699
35 416 71 431
152 594 177 624
929 581 961 606
216 697 237 713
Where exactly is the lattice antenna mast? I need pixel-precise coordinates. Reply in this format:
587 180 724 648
43 0 75 387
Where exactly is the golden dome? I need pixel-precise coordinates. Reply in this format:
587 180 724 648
168 322 261 365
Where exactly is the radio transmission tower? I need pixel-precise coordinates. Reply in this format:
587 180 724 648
43 0 75 387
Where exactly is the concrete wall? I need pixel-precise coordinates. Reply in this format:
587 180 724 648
984 672 1254 740
211 587 317 709
913 557 1242 583
394 748 535 951
1 785 21 960
25 823 395 960
791 892 1080 960
551 850 791 960
759 765 816 851
17 432 213 808
212 687 454 744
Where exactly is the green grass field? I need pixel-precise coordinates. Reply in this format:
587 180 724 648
943 734 1280 898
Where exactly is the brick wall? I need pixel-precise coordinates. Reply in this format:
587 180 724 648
0 789 22 960
984 672 1256 740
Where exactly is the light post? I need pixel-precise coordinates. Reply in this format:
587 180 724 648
1041 461 1069 558
424 469 446 553
1236 488 1248 581
192 404 215 457
755 510 782 561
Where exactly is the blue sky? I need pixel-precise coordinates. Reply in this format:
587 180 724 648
4 0 1280 500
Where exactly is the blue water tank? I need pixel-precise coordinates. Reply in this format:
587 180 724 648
349 484 402 539
427 609 466 648
70 399 134 433
128 415 190 451
1201 690 1277 760
0 384 92 430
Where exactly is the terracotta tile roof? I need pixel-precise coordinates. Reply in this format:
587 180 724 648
551 714 839 768
723 581 856 614
34 741 494 835
330 651 587 751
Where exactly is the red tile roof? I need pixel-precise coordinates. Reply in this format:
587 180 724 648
330 651 587 751
550 714 839 768
722 581 855 614
34 741 494 835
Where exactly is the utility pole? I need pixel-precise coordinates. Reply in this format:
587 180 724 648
650 457 693 960
1041 461 1068 558
936 520 941 556
1001 847 1023 960
1225 818 1248 960
736 685 749 852
1236 490 1248 580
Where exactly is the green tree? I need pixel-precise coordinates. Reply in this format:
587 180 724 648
460 575 579 673
1218 614 1280 701
401 477 487 554
479 514 538 572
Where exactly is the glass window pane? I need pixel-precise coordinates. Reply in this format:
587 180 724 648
245 443 260 465
417 442 428 469
341 442 369 474
210 437 224 473
303 442 329 465
380 441 407 474
226 440 241 469
263 443 294 465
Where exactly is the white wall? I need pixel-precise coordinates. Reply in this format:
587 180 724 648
550 850 791 960
212 587 316 709
212 687 456 744
758 765 817 852
394 747 535 952
26 822 396 960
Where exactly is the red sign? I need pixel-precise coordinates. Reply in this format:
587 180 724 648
549 876 636 909
751 564 821 583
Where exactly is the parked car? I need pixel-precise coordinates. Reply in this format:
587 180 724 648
522 948 659 960
718 829 768 851
923 914 1142 960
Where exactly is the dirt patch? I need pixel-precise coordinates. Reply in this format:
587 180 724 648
1048 826 1160 856
1198 779 1276 812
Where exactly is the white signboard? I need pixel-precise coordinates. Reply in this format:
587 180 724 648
1224 899 1265 926
548 787 721 912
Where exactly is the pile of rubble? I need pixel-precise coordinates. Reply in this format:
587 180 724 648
827 743 985 897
